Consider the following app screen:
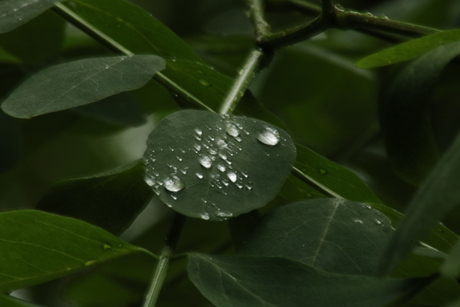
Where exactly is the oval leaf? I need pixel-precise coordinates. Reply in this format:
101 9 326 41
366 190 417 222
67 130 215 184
188 254 415 307
36 161 153 235
143 110 296 221
379 42 460 185
382 131 460 274
2 55 165 118
0 210 143 292
241 199 392 276
0 0 60 34
357 29 460 69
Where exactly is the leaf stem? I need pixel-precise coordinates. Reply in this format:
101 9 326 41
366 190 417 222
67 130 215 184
246 0 272 41
143 213 186 307
219 49 265 115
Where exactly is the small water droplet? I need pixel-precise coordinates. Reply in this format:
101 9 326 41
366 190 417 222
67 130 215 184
168 146 175 152
319 168 328 175
200 79 211 87
196 172 204 179
208 148 217 155
200 213 210 220
170 194 178 200
193 144 201 152
103 244 112 249
145 177 155 186
176 156 183 161
226 123 240 137
235 137 242 142
163 176 185 192
216 211 233 218
217 139 228 149
217 164 226 172
245 184 252 190
194 128 203 136
85 260 96 266
199 155 212 168
241 172 249 178
366 205 372 209
353 219 363 224
257 127 280 146
374 219 383 225
227 171 237 182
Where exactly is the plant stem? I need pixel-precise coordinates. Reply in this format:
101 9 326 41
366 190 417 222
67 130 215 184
143 213 186 307
246 0 272 41
219 49 264 115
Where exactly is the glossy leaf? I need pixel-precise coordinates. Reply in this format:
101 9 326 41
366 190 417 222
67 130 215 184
357 29 460 68
293 144 382 204
188 254 414 307
240 199 391 276
0 295 38 307
0 0 60 34
379 42 460 185
64 0 201 61
36 161 153 235
0 210 143 292
2 55 165 118
143 110 296 221
382 131 460 275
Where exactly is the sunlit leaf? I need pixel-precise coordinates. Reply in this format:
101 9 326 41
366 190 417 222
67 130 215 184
0 0 61 34
357 30 460 68
36 161 153 235
188 254 415 307
143 110 296 221
379 42 460 185
0 210 144 292
2 55 165 118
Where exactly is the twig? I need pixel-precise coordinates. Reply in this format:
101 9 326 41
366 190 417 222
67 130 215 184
246 0 272 41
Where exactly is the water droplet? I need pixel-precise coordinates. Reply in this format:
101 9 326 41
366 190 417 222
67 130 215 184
200 213 210 220
85 260 96 266
194 128 203 136
103 244 112 249
245 184 252 190
227 171 237 183
226 123 240 137
319 168 328 175
374 219 383 225
196 172 204 179
241 172 249 178
257 127 280 146
217 139 228 149
145 177 155 186
353 219 363 224
366 205 372 209
163 176 185 192
170 194 177 200
176 156 183 161
235 137 242 142
193 144 201 152
199 155 212 168
200 80 211 87
208 148 217 155
168 146 175 152
216 211 233 218
217 164 226 172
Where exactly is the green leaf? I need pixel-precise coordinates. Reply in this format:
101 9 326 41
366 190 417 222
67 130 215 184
0 110 23 173
63 0 201 62
382 131 460 275
2 55 165 118
0 210 143 292
441 240 460 278
188 254 414 307
0 294 39 307
357 30 460 68
143 110 296 221
240 199 391 276
0 10 65 64
292 144 382 204
36 161 153 235
379 42 460 185
0 0 60 34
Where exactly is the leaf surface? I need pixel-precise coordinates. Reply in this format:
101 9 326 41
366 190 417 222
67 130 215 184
0 294 38 306
188 254 414 307
0 0 60 34
379 42 460 185
36 161 152 235
0 210 142 292
357 30 460 68
2 55 165 118
143 110 296 221
382 131 460 274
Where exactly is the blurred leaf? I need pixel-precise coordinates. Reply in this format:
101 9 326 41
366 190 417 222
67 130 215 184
0 210 144 292
36 161 153 235
357 29 460 68
143 110 296 221
72 92 147 127
0 110 23 173
382 131 460 275
188 254 415 307
0 0 60 34
446 297 460 307
0 294 39 306
441 240 460 278
240 199 391 276
63 0 201 61
379 42 460 185
293 144 382 204
0 10 65 64
2 55 165 118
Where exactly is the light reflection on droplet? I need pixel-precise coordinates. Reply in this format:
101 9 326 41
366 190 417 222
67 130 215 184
257 127 280 146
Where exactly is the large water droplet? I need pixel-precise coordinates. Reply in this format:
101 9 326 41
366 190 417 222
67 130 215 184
257 127 280 146
145 177 155 186
226 123 239 137
227 171 237 183
163 176 185 192
199 155 212 168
